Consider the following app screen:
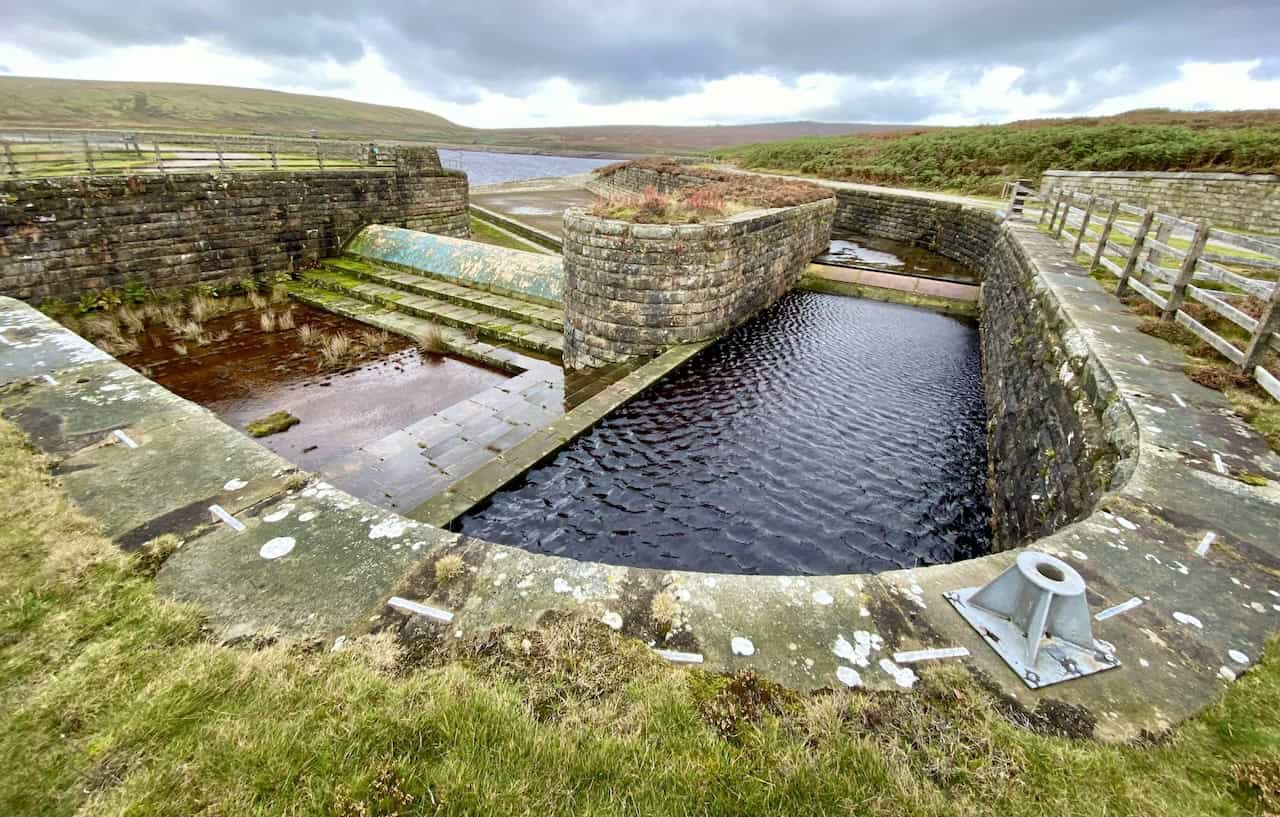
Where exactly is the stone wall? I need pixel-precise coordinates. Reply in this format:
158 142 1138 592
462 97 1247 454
979 224 1127 548
586 164 711 198
0 147 468 301
562 197 836 368
826 182 1124 548
828 186 1001 274
1039 170 1280 234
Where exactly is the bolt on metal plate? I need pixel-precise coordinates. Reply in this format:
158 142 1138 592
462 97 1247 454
945 551 1120 689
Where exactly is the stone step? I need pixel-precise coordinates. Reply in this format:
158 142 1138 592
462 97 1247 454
294 272 564 357
321 257 564 332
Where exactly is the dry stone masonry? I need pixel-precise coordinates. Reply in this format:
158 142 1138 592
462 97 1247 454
1040 170 1280 234
562 200 834 368
0 147 468 301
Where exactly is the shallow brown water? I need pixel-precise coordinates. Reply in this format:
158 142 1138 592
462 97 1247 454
121 304 508 471
818 232 978 284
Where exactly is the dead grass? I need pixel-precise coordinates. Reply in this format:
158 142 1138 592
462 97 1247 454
276 308 296 330
434 554 465 584
297 324 321 346
417 323 448 357
319 332 354 365
2 417 1279 816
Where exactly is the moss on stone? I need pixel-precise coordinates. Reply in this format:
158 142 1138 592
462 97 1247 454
245 410 300 437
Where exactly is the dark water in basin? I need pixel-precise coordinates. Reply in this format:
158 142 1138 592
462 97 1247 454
461 291 991 575
438 149 615 186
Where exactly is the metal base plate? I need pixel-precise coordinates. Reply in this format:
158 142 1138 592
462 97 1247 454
945 587 1120 689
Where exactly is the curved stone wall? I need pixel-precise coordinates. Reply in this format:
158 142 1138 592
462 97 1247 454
562 198 835 368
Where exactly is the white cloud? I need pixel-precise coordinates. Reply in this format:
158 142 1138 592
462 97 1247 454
1087 60 1280 115
0 37 1277 129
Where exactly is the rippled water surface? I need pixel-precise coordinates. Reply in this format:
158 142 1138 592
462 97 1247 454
437 149 615 186
461 291 991 574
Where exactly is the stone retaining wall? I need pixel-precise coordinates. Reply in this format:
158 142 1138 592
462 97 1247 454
828 186 1001 273
0 147 468 301
586 164 711 199
826 183 1124 548
1040 170 1280 234
562 198 835 368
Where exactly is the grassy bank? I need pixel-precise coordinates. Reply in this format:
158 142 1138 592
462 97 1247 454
714 112 1280 196
1 419 1278 815
468 215 548 253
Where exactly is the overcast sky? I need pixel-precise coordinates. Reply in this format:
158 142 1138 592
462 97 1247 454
1 1 1277 128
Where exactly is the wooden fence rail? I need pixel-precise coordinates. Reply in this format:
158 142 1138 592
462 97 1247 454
1008 182 1280 401
0 129 401 178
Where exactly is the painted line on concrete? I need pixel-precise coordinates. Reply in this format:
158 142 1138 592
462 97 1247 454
1213 453 1228 475
112 429 139 449
653 648 705 664
892 646 970 663
1195 531 1217 557
387 596 455 623
1095 596 1143 621
208 504 246 533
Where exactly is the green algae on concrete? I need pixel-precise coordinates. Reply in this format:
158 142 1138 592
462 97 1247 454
345 224 564 306
246 410 300 437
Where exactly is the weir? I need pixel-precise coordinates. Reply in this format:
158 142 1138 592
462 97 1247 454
1 152 1277 741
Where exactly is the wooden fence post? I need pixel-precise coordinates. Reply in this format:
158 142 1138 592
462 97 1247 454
1240 283 1280 374
1071 195 1095 257
1147 221 1174 268
270 143 279 170
2 141 17 177
1038 188 1055 227
1115 210 1154 298
315 143 324 170
153 142 166 174
1161 222 1211 321
1053 194 1070 238
1090 199 1120 274
82 135 96 178
216 141 226 172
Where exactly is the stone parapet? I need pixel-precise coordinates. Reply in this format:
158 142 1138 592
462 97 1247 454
0 148 468 301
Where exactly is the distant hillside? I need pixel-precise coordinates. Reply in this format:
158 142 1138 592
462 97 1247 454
0 76 911 155
714 109 1280 196
0 76 464 141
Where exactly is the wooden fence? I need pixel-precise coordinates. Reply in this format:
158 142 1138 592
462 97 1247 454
0 129 400 178
1008 182 1280 401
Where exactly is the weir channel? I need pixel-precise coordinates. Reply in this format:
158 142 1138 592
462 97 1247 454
1 155 1277 742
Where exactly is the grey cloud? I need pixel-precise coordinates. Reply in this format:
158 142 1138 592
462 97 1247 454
3 0 1277 121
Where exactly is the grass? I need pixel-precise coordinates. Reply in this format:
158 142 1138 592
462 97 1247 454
1 418 1280 815
715 117 1280 196
468 216 543 252
244 410 300 437
417 323 449 357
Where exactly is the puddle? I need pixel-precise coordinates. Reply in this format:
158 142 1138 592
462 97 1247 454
120 303 508 471
818 232 977 284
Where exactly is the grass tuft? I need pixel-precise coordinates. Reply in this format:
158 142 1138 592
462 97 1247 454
434 554 465 585
245 410 300 437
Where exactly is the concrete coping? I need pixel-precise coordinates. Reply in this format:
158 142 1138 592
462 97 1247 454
1 192 1277 742
1042 169 1280 183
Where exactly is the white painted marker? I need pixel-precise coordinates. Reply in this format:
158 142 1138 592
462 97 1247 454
387 596 454 623
1213 453 1228 475
1195 531 1216 557
892 646 969 663
1171 393 1187 409
208 504 246 533
1136 353 1150 366
112 429 139 449
1094 596 1143 621
653 648 704 664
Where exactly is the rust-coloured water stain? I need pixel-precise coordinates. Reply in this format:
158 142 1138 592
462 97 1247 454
122 303 508 471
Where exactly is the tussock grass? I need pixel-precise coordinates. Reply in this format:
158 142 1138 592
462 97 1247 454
319 332 354 365
297 324 321 346
1 418 1278 815
258 310 277 333
417 323 449 357
276 308 296 331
